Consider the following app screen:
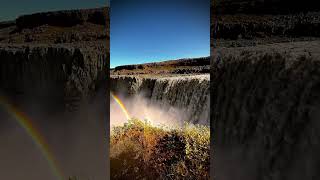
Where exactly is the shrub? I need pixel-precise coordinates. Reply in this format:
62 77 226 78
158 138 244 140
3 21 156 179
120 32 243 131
110 119 210 180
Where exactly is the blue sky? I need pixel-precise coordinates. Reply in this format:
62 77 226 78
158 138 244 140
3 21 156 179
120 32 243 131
111 0 210 68
0 0 109 20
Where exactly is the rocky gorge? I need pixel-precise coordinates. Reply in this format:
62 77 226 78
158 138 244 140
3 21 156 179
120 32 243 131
0 7 109 111
211 0 320 179
212 40 320 180
0 7 109 180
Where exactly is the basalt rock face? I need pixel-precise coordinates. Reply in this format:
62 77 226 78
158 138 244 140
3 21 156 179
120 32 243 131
111 75 210 125
211 41 320 180
0 42 108 111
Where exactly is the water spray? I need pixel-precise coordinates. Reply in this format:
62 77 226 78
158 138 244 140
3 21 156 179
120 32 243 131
110 92 131 120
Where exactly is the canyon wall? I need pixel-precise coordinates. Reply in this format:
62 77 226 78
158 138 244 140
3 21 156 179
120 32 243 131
111 75 210 125
211 41 320 180
0 7 109 112
0 7 109 179
0 43 108 111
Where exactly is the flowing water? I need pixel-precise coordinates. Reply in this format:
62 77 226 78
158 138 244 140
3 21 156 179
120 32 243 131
110 74 210 126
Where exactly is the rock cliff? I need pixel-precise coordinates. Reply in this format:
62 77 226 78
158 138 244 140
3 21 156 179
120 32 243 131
211 41 320 180
0 7 109 111
0 42 108 111
0 7 109 180
211 0 320 179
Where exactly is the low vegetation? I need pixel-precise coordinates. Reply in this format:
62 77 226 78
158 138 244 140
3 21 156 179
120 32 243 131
110 119 210 180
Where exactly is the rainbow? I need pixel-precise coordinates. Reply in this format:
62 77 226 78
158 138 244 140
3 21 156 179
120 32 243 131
0 96 64 180
110 92 131 120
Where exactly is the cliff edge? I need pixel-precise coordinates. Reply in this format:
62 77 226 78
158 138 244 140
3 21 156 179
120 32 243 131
0 7 109 111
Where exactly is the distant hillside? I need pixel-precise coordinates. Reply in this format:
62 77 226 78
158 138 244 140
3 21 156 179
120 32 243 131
0 21 15 29
211 0 320 48
212 0 320 14
16 7 109 30
0 7 109 44
111 57 210 75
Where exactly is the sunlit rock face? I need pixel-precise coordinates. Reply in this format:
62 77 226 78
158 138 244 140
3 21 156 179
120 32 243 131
110 75 210 125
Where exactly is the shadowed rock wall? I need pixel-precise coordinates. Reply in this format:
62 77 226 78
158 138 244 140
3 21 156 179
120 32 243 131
0 43 108 111
211 41 320 180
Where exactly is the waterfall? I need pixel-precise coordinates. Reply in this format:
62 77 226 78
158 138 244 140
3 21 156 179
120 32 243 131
110 75 210 125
